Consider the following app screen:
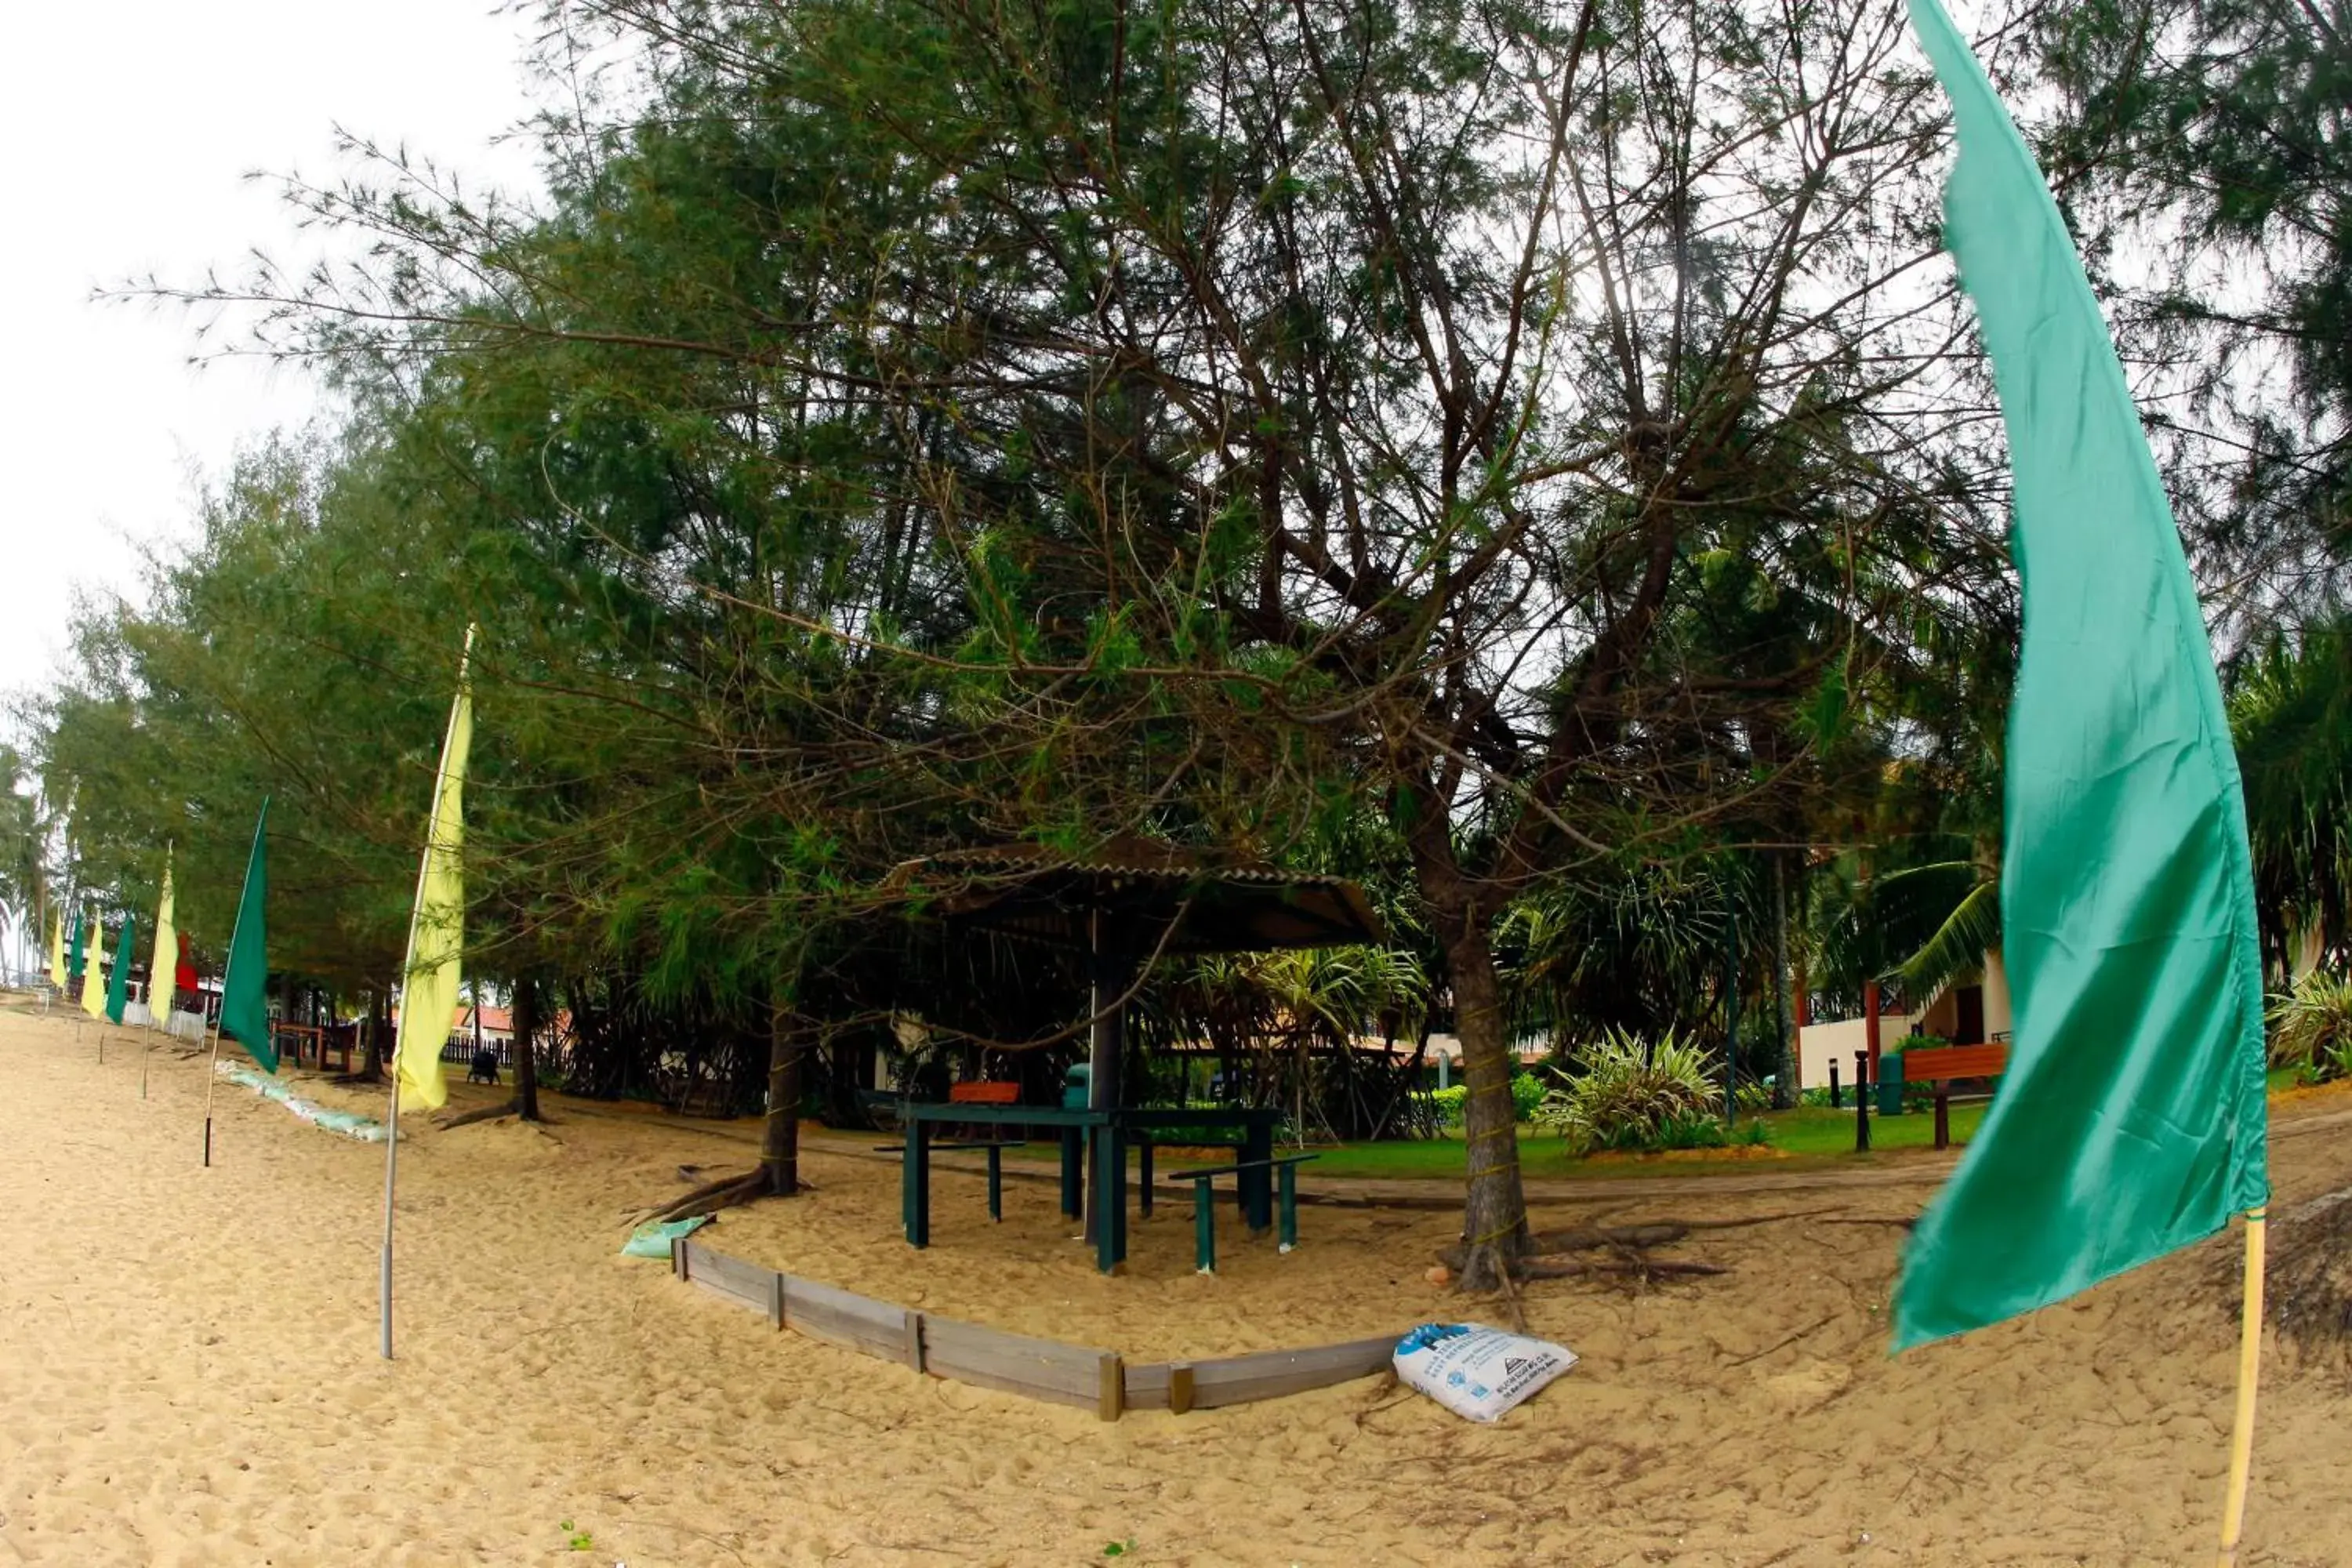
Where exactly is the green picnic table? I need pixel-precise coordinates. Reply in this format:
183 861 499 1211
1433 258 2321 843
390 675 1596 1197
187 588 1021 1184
895 1102 1285 1273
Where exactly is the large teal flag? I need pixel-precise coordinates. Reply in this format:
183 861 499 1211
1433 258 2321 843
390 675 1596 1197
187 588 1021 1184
1893 0 2270 1349
218 799 278 1073
105 915 136 1025
64 910 85 989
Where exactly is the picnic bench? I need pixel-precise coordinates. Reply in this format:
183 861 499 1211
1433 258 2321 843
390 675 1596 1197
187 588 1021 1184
1900 1043 2010 1148
1174 1153 1319 1273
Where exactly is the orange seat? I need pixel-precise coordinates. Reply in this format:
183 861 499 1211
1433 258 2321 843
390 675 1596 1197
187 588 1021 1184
948 1080 1022 1105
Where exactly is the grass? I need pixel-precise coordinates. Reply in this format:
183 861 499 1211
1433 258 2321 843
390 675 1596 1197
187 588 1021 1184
925 1067 2330 1186
1294 1100 1989 1181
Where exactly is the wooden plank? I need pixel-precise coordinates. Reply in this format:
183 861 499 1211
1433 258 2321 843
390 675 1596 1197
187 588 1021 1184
920 1315 1113 1410
1903 1044 2009 1081
1169 1363 1196 1416
1097 1352 1123 1423
1187 1335 1399 1409
1122 1361 1172 1410
681 1242 777 1316
782 1276 916 1365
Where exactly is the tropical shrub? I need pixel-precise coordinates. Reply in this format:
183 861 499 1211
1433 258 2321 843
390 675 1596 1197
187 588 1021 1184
1536 1028 1726 1153
1512 1071 1546 1121
1426 1073 1545 1126
2268 971 2352 1082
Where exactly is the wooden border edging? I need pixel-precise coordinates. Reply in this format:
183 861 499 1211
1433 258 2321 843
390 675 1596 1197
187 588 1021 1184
672 1240 1393 1421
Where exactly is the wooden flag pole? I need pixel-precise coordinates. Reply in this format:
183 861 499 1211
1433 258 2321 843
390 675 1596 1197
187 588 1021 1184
379 1069 400 1359
2215 1207 2267 1567
201 1021 225 1167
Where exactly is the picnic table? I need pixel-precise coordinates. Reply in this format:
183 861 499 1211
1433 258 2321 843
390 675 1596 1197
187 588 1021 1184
270 1022 351 1073
895 1102 1285 1274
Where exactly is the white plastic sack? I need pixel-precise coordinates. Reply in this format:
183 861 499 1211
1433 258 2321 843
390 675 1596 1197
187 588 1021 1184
1394 1323 1575 1422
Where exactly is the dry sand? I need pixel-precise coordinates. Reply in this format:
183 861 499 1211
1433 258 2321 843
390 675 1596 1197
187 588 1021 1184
2 1004 2350 1566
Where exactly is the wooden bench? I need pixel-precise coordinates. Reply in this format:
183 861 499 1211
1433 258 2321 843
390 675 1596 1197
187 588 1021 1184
1172 1154 1319 1272
1901 1044 2010 1149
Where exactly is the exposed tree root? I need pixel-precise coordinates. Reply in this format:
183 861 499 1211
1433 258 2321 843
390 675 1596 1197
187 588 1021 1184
634 1168 788 1225
1444 1207 1833 1289
1520 1258 1728 1279
434 1098 546 1131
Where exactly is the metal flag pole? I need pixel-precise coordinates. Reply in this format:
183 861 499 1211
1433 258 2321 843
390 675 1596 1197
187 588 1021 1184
2215 1207 2267 1566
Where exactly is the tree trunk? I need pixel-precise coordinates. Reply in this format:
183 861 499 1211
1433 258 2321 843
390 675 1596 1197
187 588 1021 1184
761 999 803 1196
361 985 387 1081
1446 916 1530 1290
511 975 543 1121
1772 853 1797 1109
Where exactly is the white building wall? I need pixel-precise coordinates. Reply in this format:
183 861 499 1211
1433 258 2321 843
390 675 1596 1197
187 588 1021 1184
1796 1010 1922 1090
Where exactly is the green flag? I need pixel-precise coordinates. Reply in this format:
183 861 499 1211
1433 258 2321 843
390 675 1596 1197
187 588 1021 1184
64 910 85 990
219 800 278 1073
105 915 136 1025
1893 0 2269 1349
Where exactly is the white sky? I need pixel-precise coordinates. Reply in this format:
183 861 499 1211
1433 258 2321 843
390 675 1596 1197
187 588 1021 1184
0 0 545 717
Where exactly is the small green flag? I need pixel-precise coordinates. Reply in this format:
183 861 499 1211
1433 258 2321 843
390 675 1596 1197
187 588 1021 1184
219 800 278 1073
1893 0 2270 1348
105 915 136 1025
64 910 85 989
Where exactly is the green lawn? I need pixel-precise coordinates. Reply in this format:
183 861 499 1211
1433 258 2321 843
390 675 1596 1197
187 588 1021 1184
1296 1099 1989 1181
977 1067 2318 1185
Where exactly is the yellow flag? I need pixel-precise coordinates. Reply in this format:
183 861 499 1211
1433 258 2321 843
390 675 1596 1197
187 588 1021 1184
79 908 107 1018
47 911 64 989
149 851 178 1027
392 628 476 1112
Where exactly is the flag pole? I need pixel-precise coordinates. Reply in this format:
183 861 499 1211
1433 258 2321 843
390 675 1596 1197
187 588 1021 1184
380 1067 401 1359
2215 1207 2267 1566
382 625 474 1361
201 1018 224 1167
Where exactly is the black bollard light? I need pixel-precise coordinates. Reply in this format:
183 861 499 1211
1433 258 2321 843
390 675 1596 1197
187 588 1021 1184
1853 1049 1871 1152
1828 1060 1842 1109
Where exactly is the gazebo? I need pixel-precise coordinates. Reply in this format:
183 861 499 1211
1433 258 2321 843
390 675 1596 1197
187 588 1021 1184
879 837 1387 1270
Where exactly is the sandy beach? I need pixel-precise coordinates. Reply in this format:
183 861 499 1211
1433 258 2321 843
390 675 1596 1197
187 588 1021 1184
3 1004 2349 1566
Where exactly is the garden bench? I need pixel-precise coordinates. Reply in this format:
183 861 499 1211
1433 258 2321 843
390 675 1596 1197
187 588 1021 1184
1172 1153 1319 1273
1900 1044 2010 1149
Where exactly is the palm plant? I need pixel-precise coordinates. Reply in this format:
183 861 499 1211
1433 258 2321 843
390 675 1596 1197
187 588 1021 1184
2230 623 2352 979
2268 970 2352 1082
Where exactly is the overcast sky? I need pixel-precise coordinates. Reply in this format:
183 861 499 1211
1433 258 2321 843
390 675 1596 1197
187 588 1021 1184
0 1 546 719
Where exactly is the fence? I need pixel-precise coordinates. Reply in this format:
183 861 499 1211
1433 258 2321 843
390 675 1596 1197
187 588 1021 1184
673 1238 1400 1420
